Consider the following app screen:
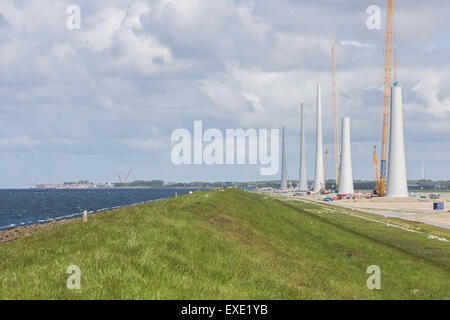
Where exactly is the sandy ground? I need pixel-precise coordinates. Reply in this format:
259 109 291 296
335 192 450 227
269 190 450 228
416 212 450 228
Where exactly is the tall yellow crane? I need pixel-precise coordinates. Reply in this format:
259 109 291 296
374 0 395 196
331 41 340 188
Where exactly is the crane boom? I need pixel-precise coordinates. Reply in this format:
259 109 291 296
124 168 133 183
331 41 340 188
374 0 395 196
373 145 380 183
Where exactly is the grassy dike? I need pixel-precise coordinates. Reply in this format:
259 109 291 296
0 189 449 299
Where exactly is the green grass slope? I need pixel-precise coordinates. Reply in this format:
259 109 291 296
0 189 449 299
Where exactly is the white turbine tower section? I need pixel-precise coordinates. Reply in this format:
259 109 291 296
280 126 288 190
421 161 425 180
313 84 325 193
338 117 354 194
387 86 409 197
298 104 308 191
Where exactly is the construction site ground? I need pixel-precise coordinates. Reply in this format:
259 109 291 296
271 190 450 229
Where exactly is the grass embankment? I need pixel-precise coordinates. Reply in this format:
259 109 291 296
0 189 449 299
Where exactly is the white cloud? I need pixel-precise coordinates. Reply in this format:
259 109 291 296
81 3 171 75
412 75 450 117
122 137 167 150
155 0 206 20
0 136 41 148
1 0 450 185
242 92 264 113
50 138 83 145
0 1 24 30
236 4 271 44
112 28 172 75
340 40 374 49
51 43 76 59
127 1 151 19
201 75 247 114
83 7 127 52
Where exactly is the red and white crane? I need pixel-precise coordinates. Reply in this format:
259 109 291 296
118 168 133 183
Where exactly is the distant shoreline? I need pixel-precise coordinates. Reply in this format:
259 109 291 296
24 186 214 190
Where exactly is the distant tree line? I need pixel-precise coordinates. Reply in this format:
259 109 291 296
112 179 450 190
114 180 164 187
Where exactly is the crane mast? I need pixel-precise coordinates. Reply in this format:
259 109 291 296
374 0 395 196
331 41 340 188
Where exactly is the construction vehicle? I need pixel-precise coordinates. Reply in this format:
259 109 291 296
373 0 395 196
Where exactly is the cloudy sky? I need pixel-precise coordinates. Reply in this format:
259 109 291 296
0 0 449 187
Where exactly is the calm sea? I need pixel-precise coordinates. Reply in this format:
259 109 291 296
0 188 199 230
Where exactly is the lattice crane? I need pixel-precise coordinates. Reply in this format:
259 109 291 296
374 0 395 196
